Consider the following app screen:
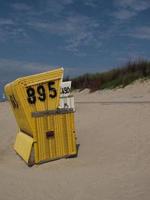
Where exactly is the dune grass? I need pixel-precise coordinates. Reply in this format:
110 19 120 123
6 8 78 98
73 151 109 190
71 60 150 92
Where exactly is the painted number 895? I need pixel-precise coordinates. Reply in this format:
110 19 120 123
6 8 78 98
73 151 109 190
26 81 57 104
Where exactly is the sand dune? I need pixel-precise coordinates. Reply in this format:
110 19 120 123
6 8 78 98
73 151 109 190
1 80 150 200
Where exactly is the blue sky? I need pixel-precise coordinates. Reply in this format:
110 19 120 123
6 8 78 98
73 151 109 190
0 0 150 97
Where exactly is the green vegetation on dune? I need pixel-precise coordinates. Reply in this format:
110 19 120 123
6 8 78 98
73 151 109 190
71 60 150 91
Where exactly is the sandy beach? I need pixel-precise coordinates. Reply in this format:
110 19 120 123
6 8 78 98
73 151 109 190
1 80 150 200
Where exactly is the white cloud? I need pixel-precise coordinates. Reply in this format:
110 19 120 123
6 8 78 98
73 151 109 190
83 0 97 7
28 14 99 52
128 26 150 39
113 9 136 20
0 18 14 25
113 0 150 20
11 3 32 11
115 0 150 11
0 59 52 83
41 0 74 16
0 26 28 42
0 0 100 52
0 1 101 53
0 17 30 42
0 58 76 84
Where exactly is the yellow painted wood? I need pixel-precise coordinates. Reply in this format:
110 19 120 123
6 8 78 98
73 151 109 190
5 68 77 165
34 113 77 163
14 131 34 163
5 68 64 137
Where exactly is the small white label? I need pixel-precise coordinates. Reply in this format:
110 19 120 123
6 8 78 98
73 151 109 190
60 81 71 97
